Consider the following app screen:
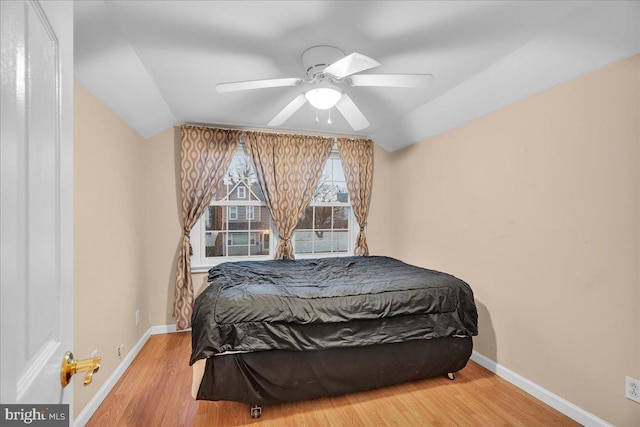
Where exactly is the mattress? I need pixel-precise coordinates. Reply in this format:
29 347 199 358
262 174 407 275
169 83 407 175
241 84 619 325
191 256 477 365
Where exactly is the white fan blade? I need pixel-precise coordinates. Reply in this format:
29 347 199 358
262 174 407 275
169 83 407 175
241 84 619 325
268 94 307 126
324 53 380 79
335 94 369 131
216 78 301 93
349 74 433 88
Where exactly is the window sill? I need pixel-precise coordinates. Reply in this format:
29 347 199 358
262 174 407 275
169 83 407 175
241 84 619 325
190 264 213 274
190 252 354 273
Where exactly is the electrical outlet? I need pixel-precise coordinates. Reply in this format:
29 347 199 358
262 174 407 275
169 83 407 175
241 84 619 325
135 309 140 326
117 344 124 358
626 376 640 403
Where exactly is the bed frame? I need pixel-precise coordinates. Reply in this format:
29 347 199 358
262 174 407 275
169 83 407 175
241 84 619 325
194 335 473 418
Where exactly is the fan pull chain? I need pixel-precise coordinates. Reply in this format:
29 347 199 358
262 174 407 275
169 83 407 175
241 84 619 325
327 108 332 124
315 108 319 123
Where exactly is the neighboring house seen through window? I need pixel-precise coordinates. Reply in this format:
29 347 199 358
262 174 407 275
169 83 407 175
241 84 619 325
189 142 356 271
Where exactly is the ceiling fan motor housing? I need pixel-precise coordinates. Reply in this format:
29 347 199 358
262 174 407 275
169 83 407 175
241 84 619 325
302 45 346 79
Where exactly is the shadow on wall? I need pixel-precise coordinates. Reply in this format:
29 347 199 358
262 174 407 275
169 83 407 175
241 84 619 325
165 242 180 325
164 126 183 325
474 300 497 363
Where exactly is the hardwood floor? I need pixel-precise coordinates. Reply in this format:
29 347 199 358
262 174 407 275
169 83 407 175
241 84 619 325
86 332 579 426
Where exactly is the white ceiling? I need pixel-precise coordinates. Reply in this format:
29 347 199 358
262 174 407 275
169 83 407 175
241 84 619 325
74 1 640 152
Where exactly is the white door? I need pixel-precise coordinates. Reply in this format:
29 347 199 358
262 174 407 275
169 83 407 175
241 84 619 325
1 0 74 414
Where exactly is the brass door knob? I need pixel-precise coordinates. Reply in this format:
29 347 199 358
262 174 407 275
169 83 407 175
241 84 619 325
60 351 101 387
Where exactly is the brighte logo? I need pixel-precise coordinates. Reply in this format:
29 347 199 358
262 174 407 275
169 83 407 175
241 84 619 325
3 408 47 424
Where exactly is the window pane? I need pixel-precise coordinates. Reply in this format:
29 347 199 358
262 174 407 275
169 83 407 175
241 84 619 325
297 206 313 229
205 206 224 231
322 159 332 177
205 231 227 257
333 206 350 229
310 158 348 203
250 231 270 256
332 159 346 181
336 185 349 203
314 207 332 230
333 231 349 252
294 231 313 254
250 206 270 231
229 232 249 246
228 232 249 257
229 206 248 230
228 156 253 184
313 181 337 202
313 231 331 253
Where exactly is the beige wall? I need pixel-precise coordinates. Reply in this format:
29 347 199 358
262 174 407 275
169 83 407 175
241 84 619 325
383 55 640 426
144 126 188 325
73 81 150 417
366 143 393 256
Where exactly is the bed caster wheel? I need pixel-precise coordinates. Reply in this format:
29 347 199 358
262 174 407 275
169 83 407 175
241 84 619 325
250 404 262 419
447 372 456 381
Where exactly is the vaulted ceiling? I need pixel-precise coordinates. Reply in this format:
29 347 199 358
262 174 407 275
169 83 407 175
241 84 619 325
74 1 640 152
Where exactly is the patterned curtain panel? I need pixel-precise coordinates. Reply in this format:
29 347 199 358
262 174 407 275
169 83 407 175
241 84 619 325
337 138 374 256
245 132 333 260
174 125 240 330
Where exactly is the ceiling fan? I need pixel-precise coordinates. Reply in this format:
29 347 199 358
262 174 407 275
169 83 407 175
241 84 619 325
216 45 433 131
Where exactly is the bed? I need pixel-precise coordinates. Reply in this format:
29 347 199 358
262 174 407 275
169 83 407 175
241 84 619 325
190 256 478 418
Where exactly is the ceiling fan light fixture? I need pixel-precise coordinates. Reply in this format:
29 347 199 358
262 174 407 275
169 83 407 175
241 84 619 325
305 88 342 110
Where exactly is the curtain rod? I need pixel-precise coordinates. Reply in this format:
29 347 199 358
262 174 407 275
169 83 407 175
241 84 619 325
179 122 372 142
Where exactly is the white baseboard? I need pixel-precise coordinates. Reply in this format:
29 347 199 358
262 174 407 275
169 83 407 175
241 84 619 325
74 328 151 427
470 351 612 427
149 324 191 335
73 324 184 427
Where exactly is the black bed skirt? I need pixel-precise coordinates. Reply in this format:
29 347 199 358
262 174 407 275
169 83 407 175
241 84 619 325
196 336 473 405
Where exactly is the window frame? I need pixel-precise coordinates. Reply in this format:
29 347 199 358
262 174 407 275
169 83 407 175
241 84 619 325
228 206 238 221
246 206 255 221
190 142 359 272
237 186 246 199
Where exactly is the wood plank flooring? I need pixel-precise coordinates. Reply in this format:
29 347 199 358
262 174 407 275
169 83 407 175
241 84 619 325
86 332 579 426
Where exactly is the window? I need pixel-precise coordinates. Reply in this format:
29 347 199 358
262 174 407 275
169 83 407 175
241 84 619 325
228 206 238 220
190 142 356 271
194 145 270 263
294 157 351 255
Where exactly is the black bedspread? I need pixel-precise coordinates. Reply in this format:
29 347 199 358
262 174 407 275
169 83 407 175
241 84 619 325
190 256 477 365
